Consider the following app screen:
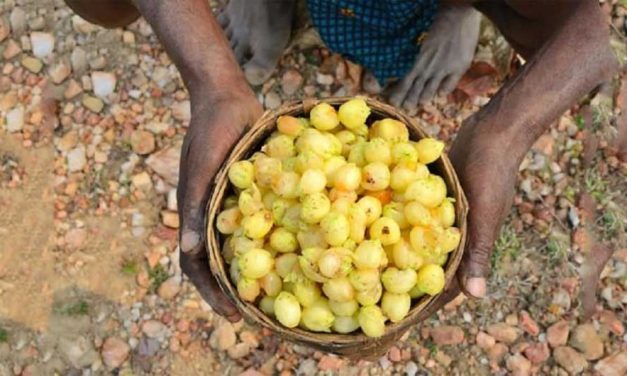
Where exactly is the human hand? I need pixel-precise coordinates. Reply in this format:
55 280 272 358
178 86 263 322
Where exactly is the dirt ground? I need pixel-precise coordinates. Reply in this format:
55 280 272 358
0 0 626 375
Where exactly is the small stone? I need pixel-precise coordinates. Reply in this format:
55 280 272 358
554 346 587 375
167 189 177 211
161 211 179 229
506 354 531 376
210 321 236 351
598 310 625 336
89 55 107 70
318 355 343 371
58 336 98 368
240 369 264 376
82 95 104 113
142 320 166 338
137 337 160 357
0 21 7 42
67 146 87 172
227 342 250 359
547 320 569 348
101 337 130 369
316 73 334 86
71 15 97 33
388 346 401 362
239 331 259 349
476 331 495 350
156 276 181 301
434 351 452 367
21 56 43 73
523 342 549 364
3 39 21 60
0 92 17 111
297 359 318 376
594 352 627 376
146 122 170 134
65 228 87 249
64 80 83 99
28 16 45 31
70 48 88 73
281 69 303 95
49 63 71 84
30 32 54 58
570 324 604 360
404 361 419 376
264 91 281 109
10 8 26 36
171 100 191 123
486 323 521 344
91 71 116 98
58 130 79 152
146 142 181 186
131 130 156 155
430 325 464 345
122 31 136 44
519 311 540 336
5 106 24 132
131 172 153 191
487 343 509 364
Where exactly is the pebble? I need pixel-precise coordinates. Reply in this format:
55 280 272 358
210 321 236 351
227 342 251 359
146 121 170 134
122 31 136 44
487 343 509 364
131 130 156 155
553 346 588 375
167 189 177 211
49 62 71 84
404 361 419 376
21 56 43 73
141 320 166 338
240 369 265 376
519 311 540 336
264 91 282 109
71 15 97 34
70 47 88 73
476 331 496 350
157 276 181 300
316 73 334 86
594 352 627 376
297 359 317 376
65 228 87 249
523 342 549 364
5 106 24 132
131 172 153 191
9 8 26 36
430 325 464 345
58 336 98 368
145 142 181 186
67 146 87 172
64 79 83 99
161 211 179 229
82 95 104 113
30 32 54 58
101 337 130 369
3 39 22 60
570 324 604 360
547 320 569 347
388 346 401 362
506 354 531 376
91 71 117 98
281 69 303 95
0 20 7 42
171 100 191 123
486 323 521 344
137 337 160 357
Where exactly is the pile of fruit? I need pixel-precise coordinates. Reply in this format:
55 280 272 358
216 98 461 337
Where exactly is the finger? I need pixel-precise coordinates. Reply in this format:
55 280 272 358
401 75 426 112
233 42 250 65
418 74 444 104
180 250 241 322
224 26 233 40
438 73 462 96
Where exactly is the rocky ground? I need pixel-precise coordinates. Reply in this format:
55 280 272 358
0 0 626 375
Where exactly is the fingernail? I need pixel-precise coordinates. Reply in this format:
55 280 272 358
466 277 486 298
181 230 200 253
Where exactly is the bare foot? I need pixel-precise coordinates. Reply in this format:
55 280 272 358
387 5 481 111
217 0 296 86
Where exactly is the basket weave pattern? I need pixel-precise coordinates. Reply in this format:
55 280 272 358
206 97 468 358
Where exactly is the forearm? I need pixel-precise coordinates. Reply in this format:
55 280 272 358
131 0 247 102
469 1 618 159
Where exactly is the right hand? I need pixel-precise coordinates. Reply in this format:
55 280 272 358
177 85 262 322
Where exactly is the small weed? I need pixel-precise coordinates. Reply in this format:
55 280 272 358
574 115 585 130
149 264 169 293
0 328 7 343
544 235 567 266
584 168 608 204
427 342 438 357
599 209 622 239
54 300 89 316
121 259 139 275
491 224 522 269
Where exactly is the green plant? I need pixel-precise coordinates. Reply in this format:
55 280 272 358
121 259 139 275
544 235 567 266
149 264 169 293
0 328 7 343
574 115 585 130
584 168 608 204
600 209 621 239
54 300 89 316
491 224 522 269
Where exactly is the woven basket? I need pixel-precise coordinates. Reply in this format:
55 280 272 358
206 97 468 359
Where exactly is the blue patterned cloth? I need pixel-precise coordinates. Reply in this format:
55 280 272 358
307 0 439 85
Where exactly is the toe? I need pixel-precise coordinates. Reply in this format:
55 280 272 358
401 76 426 111
224 26 233 41
217 10 229 29
388 75 416 108
419 74 444 104
438 73 463 96
363 71 382 95
233 43 251 65
243 59 275 86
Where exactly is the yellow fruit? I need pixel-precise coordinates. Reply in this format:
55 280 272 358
362 162 390 191
301 299 335 332
405 175 447 208
297 224 328 250
415 138 444 164
266 134 296 159
334 163 361 191
348 203 368 242
254 155 282 188
277 115 305 137
392 142 419 165
238 248 274 279
354 240 387 269
369 217 401 246
238 187 264 216
336 130 357 155
392 239 424 269
357 196 382 225
274 291 302 328
329 299 359 316
318 247 353 278
228 160 254 189
381 292 411 323
390 164 417 192
348 141 367 167
440 227 461 253
310 102 339 131
358 306 386 338
237 278 260 302
333 315 360 334
260 271 283 297
437 198 456 228
382 202 410 229
299 169 327 194
269 227 298 253
369 118 409 143
295 150 325 174
409 226 439 252
293 280 322 307
415 264 445 295
241 210 274 239
275 253 299 279
356 282 383 306
404 201 433 226
381 267 417 294
223 195 239 209
320 212 350 246
271 171 300 199
348 268 380 291
364 138 392 165
216 207 242 235
301 192 331 224
322 277 355 302
338 98 371 129
323 156 347 187
331 197 353 216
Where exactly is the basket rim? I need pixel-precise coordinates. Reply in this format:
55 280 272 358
204 96 468 348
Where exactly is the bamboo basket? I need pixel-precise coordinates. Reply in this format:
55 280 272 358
205 97 468 359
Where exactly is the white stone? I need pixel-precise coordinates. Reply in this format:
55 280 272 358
171 100 191 123
30 32 54 58
5 106 24 132
91 72 116 98
9 8 26 36
67 147 87 172
167 189 177 211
